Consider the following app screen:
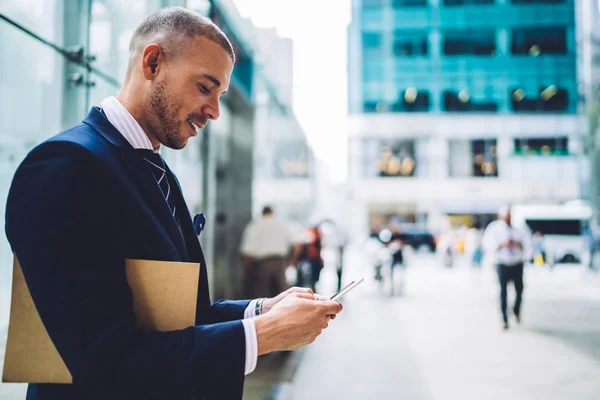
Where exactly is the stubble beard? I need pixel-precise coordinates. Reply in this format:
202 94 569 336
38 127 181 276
149 78 186 150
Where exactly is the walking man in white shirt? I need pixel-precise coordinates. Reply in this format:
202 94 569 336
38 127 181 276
482 206 533 330
241 206 298 298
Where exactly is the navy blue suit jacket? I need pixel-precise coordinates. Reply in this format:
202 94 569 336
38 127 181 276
5 108 250 400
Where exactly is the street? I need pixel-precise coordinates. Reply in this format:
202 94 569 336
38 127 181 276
1 249 600 399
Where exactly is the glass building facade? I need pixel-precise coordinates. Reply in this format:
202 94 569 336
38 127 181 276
349 0 578 115
346 0 587 239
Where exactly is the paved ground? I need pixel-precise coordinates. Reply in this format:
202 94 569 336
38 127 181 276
1 249 600 400
266 249 600 400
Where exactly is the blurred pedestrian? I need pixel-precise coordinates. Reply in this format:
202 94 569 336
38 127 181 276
386 223 406 295
335 229 348 292
584 226 596 270
465 221 483 268
240 206 298 298
300 225 324 292
482 206 532 330
532 231 547 268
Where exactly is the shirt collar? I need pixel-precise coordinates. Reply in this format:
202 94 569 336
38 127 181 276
100 96 161 154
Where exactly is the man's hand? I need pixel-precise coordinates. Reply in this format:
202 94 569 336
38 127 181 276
262 287 339 320
261 286 313 314
254 292 343 355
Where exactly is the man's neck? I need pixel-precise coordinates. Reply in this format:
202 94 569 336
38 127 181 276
116 89 161 150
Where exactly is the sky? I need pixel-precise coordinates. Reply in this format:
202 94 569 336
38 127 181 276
234 0 352 181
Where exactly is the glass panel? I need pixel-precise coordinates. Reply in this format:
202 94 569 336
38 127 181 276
471 139 498 177
374 140 417 177
88 0 162 106
443 30 496 56
444 0 494 5
511 26 567 55
392 0 428 7
362 32 382 49
363 0 386 8
393 30 428 56
273 140 310 178
392 89 431 111
511 0 564 3
0 0 64 141
510 86 569 112
443 91 498 112
0 2 64 397
514 137 569 155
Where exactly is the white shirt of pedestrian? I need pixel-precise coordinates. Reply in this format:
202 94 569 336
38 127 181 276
482 220 533 266
240 216 295 258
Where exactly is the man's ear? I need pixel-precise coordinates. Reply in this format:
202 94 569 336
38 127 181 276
141 43 162 80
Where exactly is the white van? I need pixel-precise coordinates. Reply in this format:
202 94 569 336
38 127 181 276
511 202 594 266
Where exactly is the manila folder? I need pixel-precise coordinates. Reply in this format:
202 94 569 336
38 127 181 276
2 257 200 383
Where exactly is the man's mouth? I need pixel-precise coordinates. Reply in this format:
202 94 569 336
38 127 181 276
187 119 202 136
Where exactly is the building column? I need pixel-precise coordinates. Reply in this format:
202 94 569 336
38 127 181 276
428 136 449 180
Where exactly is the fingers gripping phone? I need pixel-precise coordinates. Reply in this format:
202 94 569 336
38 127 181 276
330 278 364 301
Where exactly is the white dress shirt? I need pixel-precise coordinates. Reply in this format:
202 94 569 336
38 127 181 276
100 97 258 375
482 219 533 266
240 216 295 258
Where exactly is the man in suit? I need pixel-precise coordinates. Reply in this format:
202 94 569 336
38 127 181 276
5 7 342 400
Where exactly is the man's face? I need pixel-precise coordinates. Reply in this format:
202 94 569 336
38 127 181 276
146 37 233 149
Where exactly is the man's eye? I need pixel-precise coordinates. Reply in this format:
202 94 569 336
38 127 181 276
198 84 210 94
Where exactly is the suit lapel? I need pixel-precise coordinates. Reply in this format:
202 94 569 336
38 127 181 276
83 107 190 261
164 165 203 262
121 150 190 261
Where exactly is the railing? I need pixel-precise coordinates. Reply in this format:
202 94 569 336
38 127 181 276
0 13 120 88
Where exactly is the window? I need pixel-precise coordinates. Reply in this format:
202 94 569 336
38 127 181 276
443 91 498 112
471 139 498 177
393 0 428 6
392 89 431 112
444 0 494 5
274 142 310 178
363 0 386 8
364 101 379 113
511 26 567 55
393 31 428 56
376 141 417 177
362 32 382 49
364 101 390 113
525 219 583 236
511 0 564 4
510 86 569 112
514 137 569 156
443 30 496 55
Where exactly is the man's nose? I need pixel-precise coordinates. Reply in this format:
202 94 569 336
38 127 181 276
204 100 220 120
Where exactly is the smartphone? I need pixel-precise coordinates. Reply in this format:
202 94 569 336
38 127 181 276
330 278 364 301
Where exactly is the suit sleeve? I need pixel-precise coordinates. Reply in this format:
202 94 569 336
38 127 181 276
209 300 252 323
5 142 245 398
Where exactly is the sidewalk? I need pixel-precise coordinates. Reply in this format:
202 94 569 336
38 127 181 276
271 250 600 400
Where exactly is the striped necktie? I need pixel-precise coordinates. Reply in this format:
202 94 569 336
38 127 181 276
137 150 177 220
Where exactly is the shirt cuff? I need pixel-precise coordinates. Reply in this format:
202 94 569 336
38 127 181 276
241 318 258 375
244 299 258 319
